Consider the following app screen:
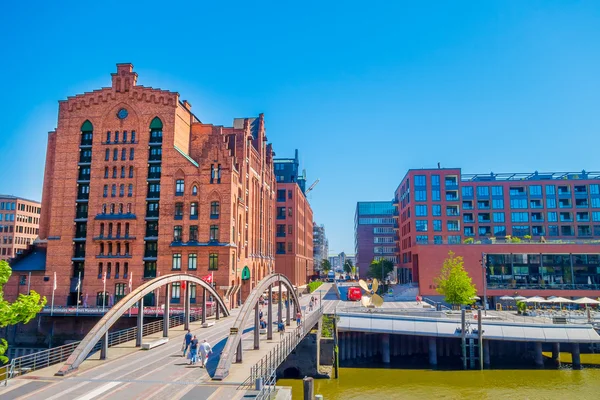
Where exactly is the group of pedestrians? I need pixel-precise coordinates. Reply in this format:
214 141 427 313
182 329 212 368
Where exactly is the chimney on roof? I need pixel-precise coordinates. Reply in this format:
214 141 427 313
112 63 137 92
182 100 192 111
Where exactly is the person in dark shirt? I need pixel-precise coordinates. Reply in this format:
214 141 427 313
189 336 199 365
182 329 192 357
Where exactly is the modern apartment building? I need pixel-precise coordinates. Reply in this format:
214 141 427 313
354 201 397 279
313 222 328 271
274 150 314 286
6 64 276 308
394 168 600 300
0 195 41 261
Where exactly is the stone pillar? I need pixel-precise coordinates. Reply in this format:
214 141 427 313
136 297 144 347
552 342 560 364
184 285 190 330
267 285 273 340
428 337 437 366
278 281 283 324
100 331 108 360
215 303 220 320
202 287 207 324
286 288 291 327
163 284 170 337
483 340 491 368
534 342 544 368
382 333 391 363
571 343 581 370
236 339 243 363
254 303 260 349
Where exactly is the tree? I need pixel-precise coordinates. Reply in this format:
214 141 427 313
367 259 394 281
343 259 353 274
350 265 357 277
434 251 477 306
0 260 47 363
321 259 332 274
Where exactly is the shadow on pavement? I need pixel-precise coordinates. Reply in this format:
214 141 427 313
205 326 253 378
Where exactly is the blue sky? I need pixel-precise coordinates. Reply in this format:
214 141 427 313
2 1 600 254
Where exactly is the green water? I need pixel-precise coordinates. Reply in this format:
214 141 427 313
278 366 600 399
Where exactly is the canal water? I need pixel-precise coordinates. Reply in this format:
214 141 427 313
278 354 600 399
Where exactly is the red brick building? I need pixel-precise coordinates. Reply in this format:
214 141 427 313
7 64 276 308
0 195 41 261
394 168 600 301
274 151 314 287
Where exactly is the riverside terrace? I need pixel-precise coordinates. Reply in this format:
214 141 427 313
335 305 600 370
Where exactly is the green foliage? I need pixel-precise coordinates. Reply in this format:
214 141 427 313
0 260 47 363
321 259 332 273
510 236 522 243
516 301 527 314
343 259 353 274
308 281 323 293
321 315 334 338
434 251 477 306
350 265 357 277
463 238 474 244
367 259 394 280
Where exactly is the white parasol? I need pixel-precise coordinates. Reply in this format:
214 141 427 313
573 297 600 305
499 296 514 301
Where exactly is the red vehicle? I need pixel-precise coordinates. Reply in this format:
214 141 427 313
347 287 362 302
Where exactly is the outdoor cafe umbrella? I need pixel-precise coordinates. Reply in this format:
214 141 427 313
526 296 548 309
549 296 573 309
499 296 514 301
514 296 527 301
573 297 600 305
471 296 481 300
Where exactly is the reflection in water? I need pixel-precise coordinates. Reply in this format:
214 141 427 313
278 358 600 400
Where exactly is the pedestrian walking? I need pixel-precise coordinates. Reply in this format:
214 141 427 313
296 311 302 326
199 339 212 368
189 335 199 365
278 320 285 338
309 300 313 312
182 329 192 357
259 309 263 320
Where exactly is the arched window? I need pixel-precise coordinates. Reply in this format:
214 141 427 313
119 203 123 214
150 117 163 144
116 243 121 255
104 167 109 179
102 204 107 214
110 203 115 214
129 166 134 178
129 148 134 160
128 184 133 197
121 166 125 178
108 243 113 255
111 184 117 197
112 166 117 178
100 223 105 236
125 223 130 236
113 148 118 161
121 148 126 161
105 149 110 161
98 262 103 277
126 203 131 213
81 120 93 146
122 131 127 143
99 243 104 255
116 223 121 237
115 262 120 277
114 131 119 143
108 223 113 236
124 262 129 278
192 185 198 195
175 179 184 196
119 184 124 197
105 131 110 144
103 185 108 198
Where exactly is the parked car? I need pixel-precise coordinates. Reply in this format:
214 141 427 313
347 286 362 301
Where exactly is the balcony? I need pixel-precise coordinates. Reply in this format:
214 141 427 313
576 199 589 208
143 269 157 279
75 212 88 220
463 217 475 223
149 134 163 144
94 213 137 220
276 232 286 237
446 194 459 201
144 250 158 259
148 172 161 180
77 173 91 182
78 156 92 164
145 229 159 238
77 192 90 201
147 191 160 200
276 215 286 220
148 153 162 162
477 218 491 224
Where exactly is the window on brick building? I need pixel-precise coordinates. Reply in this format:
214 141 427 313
176 179 184 196
110 184 116 197
125 223 130 236
126 203 131 214
172 253 182 270
210 225 219 241
124 262 129 278
128 184 133 197
106 131 111 143
287 242 292 253
288 225 293 235
174 203 183 219
173 226 182 242
100 223 105 236
108 223 113 236
210 201 220 219
103 185 108 198
115 262 120 278
129 166 134 178
131 130 136 143
190 225 198 241
125 243 130 255
114 131 119 143
98 262 103 278
105 149 110 161
122 131 127 143
119 184 124 197
113 148 118 161
115 283 126 301
190 202 198 219
188 254 197 270
107 243 113 255
121 148 126 161
130 148 134 160
106 262 112 277
171 282 180 302
288 207 292 217
209 253 218 270
99 243 105 255
121 166 125 178
116 223 121 237
110 204 115 214
104 167 109 179
192 185 198 195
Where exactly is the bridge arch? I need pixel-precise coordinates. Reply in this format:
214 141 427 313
213 273 300 380
57 273 229 376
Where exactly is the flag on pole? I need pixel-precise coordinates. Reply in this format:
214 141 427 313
75 275 81 291
128 272 133 292
201 274 213 284
181 281 186 290
102 271 106 285
53 271 57 291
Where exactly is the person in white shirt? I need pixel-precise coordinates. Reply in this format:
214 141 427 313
199 339 212 368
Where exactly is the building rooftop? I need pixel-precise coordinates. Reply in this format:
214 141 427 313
462 170 600 182
0 194 41 204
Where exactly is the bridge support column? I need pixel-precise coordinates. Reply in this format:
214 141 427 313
278 281 283 324
285 282 291 327
534 342 544 368
202 288 207 324
267 285 273 340
136 297 144 347
552 343 560 364
236 339 243 363
216 303 220 320
571 343 581 370
254 303 260 350
483 339 491 368
382 333 390 364
428 337 437 366
163 284 170 337
184 284 190 331
100 331 108 360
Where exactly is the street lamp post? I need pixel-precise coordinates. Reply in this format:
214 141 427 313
481 252 487 316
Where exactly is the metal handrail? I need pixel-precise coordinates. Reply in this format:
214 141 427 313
239 306 323 399
5 311 206 380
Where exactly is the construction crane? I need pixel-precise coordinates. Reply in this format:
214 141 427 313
305 179 320 195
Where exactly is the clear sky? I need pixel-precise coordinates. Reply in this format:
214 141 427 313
2 1 600 254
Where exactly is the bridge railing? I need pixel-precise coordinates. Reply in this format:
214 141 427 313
240 305 324 400
5 311 205 380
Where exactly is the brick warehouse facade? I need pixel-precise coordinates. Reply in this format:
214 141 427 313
6 64 277 309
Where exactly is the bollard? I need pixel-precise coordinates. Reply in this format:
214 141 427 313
255 377 264 391
303 376 314 400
